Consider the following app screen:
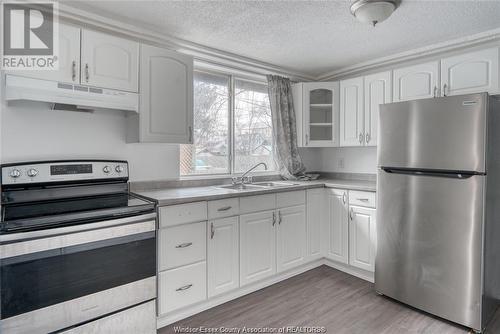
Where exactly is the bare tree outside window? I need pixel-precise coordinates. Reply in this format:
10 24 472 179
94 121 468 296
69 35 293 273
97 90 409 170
180 71 275 176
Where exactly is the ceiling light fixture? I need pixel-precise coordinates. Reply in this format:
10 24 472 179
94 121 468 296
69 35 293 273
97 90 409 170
350 0 401 26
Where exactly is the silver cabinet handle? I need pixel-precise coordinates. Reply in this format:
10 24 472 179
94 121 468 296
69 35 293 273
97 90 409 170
365 133 370 144
443 83 448 97
175 242 193 248
85 63 89 82
278 210 282 225
433 86 438 98
359 133 364 144
188 126 193 143
176 284 193 292
272 212 276 226
342 192 346 205
357 198 369 202
217 206 232 212
210 222 215 239
71 61 76 82
349 208 354 221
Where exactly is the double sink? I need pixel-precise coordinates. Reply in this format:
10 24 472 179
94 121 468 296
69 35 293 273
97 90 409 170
216 181 300 191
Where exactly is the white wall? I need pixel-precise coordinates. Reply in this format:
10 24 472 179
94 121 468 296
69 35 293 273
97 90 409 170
301 147 377 174
1 101 180 182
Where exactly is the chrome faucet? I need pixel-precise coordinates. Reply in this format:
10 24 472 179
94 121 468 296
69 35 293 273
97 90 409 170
232 162 268 185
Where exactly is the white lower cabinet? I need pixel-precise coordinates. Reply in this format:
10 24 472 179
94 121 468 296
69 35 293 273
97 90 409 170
207 216 240 298
306 189 324 260
326 189 349 264
276 205 307 272
240 210 277 286
348 206 377 272
158 261 207 315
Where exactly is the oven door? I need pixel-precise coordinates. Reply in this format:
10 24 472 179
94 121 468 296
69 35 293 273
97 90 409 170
0 213 157 334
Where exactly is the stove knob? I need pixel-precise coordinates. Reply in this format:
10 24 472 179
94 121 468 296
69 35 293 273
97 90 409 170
9 169 21 178
115 165 124 173
27 168 39 177
103 166 111 174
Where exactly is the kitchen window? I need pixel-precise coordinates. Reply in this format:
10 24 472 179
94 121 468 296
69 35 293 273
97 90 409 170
180 71 275 176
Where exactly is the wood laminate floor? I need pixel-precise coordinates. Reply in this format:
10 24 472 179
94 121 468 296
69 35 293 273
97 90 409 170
159 266 500 334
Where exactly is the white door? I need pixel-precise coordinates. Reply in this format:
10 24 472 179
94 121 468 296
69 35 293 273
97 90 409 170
340 77 364 147
364 71 391 146
10 23 80 84
276 205 306 272
81 30 139 92
240 211 276 286
441 48 499 96
349 206 376 272
207 217 239 298
302 82 339 147
326 189 349 264
306 189 323 260
393 61 439 102
138 44 193 143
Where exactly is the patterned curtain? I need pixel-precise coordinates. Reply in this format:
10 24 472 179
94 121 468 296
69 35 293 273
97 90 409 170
266 75 308 180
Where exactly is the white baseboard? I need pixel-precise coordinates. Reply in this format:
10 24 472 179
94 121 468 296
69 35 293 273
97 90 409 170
156 257 374 329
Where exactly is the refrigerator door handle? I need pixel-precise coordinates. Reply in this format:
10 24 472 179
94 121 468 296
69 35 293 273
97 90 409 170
381 167 477 179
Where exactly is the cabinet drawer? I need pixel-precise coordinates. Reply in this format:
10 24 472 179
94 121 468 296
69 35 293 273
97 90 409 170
159 202 207 227
158 222 206 271
349 190 376 208
158 262 207 315
208 198 239 219
240 194 276 214
277 190 306 208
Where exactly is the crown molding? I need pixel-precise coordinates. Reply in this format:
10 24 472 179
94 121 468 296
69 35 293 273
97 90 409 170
56 3 315 82
316 27 500 81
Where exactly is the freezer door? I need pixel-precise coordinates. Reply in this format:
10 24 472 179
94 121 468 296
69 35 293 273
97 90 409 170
378 93 487 172
375 169 484 331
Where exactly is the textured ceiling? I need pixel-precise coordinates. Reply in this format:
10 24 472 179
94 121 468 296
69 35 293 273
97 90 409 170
66 0 500 77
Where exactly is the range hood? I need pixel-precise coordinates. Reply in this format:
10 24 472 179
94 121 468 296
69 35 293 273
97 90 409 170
4 75 139 112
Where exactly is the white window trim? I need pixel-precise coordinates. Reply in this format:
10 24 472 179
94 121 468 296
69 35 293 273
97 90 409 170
181 68 277 178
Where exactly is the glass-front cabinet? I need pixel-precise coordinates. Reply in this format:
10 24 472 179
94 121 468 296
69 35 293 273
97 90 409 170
292 82 339 147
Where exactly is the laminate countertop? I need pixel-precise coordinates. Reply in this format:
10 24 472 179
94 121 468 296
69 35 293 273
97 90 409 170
135 179 376 206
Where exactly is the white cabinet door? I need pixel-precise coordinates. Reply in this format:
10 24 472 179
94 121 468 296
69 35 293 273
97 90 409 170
276 205 307 272
326 189 349 264
340 77 364 147
133 44 193 143
306 188 323 260
393 61 439 102
81 30 139 92
302 82 339 147
364 71 391 146
240 211 276 286
441 48 499 96
207 216 239 298
348 206 376 272
10 23 80 84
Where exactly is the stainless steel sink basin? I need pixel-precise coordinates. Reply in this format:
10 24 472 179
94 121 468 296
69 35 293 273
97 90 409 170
216 184 265 191
252 182 299 187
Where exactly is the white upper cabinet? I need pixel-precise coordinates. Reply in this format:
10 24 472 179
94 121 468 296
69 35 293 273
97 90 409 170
340 77 364 147
10 23 81 84
127 44 193 143
81 30 139 92
207 217 239 298
363 71 392 147
349 206 376 272
276 205 307 272
441 48 499 96
393 61 439 102
326 189 349 265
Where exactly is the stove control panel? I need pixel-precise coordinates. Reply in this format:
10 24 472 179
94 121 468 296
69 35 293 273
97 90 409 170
1 160 129 185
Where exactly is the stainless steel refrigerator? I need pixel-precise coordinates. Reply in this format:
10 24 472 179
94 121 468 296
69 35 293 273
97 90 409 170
375 93 500 333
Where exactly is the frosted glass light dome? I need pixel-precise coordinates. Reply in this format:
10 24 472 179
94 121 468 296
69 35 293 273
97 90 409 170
350 0 401 26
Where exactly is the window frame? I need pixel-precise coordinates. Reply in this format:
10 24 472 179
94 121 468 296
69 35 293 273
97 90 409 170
181 68 278 178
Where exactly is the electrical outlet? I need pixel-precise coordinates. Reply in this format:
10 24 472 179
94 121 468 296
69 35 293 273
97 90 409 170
338 158 345 169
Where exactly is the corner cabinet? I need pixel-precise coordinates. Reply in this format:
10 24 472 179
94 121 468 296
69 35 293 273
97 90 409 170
127 44 193 143
326 189 348 264
292 82 340 147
